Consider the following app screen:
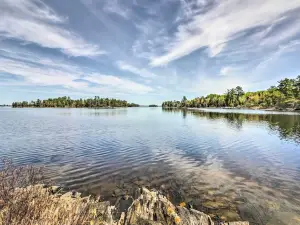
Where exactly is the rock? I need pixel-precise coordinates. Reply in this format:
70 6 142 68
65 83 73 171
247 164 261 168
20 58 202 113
61 191 81 199
202 200 226 210
266 212 300 225
116 195 134 213
227 223 249 225
117 187 249 225
49 185 62 194
113 189 126 197
121 187 213 225
294 103 300 110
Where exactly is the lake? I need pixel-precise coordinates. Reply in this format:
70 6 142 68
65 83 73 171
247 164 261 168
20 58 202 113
1 107 300 224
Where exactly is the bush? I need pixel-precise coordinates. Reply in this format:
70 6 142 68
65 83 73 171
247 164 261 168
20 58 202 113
0 159 104 225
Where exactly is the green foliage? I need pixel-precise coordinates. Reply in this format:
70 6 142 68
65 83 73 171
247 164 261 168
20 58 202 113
277 78 295 98
12 96 139 108
162 76 300 109
181 96 187 107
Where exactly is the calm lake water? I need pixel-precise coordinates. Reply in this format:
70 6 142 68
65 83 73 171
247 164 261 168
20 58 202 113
1 107 300 224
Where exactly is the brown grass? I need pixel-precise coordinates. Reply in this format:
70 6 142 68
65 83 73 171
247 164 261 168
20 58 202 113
0 159 108 225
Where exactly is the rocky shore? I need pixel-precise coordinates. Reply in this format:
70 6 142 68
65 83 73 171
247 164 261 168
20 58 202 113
188 106 300 113
0 184 249 225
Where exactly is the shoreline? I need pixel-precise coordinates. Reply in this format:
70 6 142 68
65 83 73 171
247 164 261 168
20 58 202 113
9 106 139 109
1 184 249 225
163 106 300 113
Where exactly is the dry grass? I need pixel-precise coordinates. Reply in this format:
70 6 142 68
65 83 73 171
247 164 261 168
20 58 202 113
0 159 109 225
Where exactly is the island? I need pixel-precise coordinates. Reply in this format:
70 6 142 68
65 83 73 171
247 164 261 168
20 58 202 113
162 76 300 111
12 96 139 108
149 104 159 107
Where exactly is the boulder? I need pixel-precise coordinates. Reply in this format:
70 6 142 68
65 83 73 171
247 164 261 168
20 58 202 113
117 187 249 225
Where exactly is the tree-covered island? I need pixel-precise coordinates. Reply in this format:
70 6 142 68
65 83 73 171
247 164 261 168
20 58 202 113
12 96 139 108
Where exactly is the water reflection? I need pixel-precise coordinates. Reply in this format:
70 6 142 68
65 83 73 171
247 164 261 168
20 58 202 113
1 108 300 225
81 109 128 117
163 108 300 143
162 108 300 224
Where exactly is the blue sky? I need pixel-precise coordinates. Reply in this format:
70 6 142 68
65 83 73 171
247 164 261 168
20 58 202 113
1 0 300 104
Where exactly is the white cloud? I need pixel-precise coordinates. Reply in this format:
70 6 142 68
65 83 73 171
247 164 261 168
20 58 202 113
178 0 211 21
260 19 300 47
0 49 153 94
0 0 104 57
220 66 238 76
103 0 130 19
2 0 67 23
84 73 153 94
132 19 171 60
116 61 157 78
0 46 82 73
0 57 86 88
150 0 300 66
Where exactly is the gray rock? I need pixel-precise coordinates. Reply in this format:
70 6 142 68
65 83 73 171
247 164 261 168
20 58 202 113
121 188 208 225
50 186 61 193
227 222 250 225
61 191 81 199
117 187 249 225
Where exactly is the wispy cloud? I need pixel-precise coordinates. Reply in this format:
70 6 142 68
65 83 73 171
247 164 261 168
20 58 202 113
103 0 130 19
132 18 172 60
0 48 153 95
0 0 104 57
256 40 300 70
0 46 82 73
177 0 212 21
84 73 153 94
117 61 157 78
150 0 300 66
0 57 86 88
260 18 300 47
220 66 234 76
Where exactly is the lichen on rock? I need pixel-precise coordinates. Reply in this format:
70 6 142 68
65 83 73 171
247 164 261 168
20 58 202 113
117 187 249 225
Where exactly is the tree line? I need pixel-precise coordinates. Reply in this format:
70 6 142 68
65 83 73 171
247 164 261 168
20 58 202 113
162 76 300 109
12 96 139 108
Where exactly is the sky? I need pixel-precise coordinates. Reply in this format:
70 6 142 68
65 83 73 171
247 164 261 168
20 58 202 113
1 0 300 105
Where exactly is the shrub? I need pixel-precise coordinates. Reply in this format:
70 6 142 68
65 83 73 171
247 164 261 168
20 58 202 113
0 159 104 225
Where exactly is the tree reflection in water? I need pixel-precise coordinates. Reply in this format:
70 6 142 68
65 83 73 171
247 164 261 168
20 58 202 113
163 108 300 143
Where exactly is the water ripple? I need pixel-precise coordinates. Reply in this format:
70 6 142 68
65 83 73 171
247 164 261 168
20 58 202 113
1 108 300 225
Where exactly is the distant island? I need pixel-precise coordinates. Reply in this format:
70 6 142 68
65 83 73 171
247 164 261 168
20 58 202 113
162 76 300 111
12 96 139 108
0 104 10 107
149 104 159 107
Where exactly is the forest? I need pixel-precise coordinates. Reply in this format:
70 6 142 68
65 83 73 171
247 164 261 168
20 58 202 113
162 76 300 109
12 96 139 108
